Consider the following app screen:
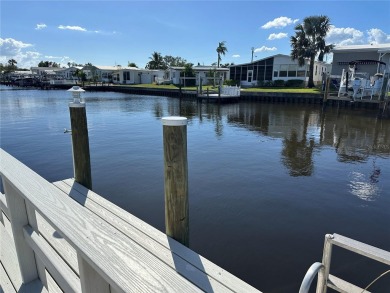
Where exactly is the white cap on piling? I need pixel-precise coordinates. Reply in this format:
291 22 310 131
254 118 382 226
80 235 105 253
161 116 187 126
68 86 86 107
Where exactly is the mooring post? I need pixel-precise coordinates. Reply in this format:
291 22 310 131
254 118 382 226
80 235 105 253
68 86 92 190
162 117 189 247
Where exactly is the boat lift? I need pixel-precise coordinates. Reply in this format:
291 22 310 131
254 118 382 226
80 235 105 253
338 60 389 101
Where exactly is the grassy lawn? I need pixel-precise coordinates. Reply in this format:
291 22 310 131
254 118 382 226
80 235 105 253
242 87 321 93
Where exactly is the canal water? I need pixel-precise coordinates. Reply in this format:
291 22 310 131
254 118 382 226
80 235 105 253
1 85 389 292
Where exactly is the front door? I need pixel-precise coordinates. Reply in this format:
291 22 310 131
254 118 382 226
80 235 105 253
247 70 253 83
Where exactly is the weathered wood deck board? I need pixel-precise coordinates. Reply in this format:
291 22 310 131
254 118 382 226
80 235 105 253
0 216 23 289
45 270 63 293
18 279 48 293
0 261 16 293
0 149 203 293
53 181 232 293
0 193 9 223
54 178 260 293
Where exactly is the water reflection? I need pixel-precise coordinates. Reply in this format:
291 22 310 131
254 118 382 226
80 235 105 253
281 129 315 176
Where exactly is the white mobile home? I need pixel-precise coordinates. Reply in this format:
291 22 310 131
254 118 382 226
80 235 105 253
112 68 164 84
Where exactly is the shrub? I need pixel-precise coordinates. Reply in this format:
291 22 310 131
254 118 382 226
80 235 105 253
285 79 304 87
258 80 274 87
273 80 285 87
223 79 239 86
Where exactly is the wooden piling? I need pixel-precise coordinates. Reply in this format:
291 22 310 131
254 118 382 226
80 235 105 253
69 100 92 190
162 117 189 247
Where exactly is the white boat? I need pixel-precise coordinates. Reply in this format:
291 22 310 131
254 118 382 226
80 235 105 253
337 60 388 100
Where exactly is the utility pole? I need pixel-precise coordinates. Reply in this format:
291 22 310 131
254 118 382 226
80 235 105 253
251 47 254 63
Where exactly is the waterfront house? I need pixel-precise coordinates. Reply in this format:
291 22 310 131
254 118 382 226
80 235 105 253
31 67 65 79
113 68 165 84
81 65 120 83
167 66 229 86
331 43 390 77
229 54 331 87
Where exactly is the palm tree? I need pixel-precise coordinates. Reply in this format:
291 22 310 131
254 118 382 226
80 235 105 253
216 41 228 68
7 59 17 72
146 52 166 70
290 15 333 88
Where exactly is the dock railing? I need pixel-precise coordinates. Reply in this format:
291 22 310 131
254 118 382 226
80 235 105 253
0 148 261 293
299 233 390 293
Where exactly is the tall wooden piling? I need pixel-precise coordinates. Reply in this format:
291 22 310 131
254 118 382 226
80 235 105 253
68 87 92 190
162 117 189 247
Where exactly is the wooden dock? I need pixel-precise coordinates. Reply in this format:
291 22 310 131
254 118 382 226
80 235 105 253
0 149 261 293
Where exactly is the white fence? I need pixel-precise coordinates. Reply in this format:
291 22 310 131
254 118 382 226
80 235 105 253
221 86 241 96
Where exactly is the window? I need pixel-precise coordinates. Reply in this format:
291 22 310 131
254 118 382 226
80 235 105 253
279 65 288 77
274 71 279 77
288 65 297 77
315 65 317 75
247 70 253 82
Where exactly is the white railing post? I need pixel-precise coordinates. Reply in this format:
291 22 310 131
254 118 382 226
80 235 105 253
3 178 38 287
77 254 110 293
316 234 333 293
25 202 48 289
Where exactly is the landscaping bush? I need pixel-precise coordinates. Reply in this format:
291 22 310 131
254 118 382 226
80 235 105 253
273 80 285 87
223 79 239 86
257 80 274 87
285 79 305 87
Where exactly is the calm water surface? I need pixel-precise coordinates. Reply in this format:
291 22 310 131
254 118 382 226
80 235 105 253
1 85 389 292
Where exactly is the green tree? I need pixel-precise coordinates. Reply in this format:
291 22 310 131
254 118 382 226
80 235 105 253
290 15 333 88
163 55 187 67
7 59 17 71
128 62 138 68
146 52 166 69
216 41 228 68
180 63 195 87
38 61 59 67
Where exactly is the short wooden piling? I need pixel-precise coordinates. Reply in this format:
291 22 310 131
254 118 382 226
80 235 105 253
69 89 92 190
162 117 189 247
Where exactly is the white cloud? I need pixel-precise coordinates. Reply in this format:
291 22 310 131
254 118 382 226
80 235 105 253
232 54 240 58
254 46 277 52
0 38 41 68
0 38 32 56
367 28 390 44
44 55 62 59
35 23 47 30
326 26 365 46
268 33 288 40
0 37 76 68
58 25 87 32
261 17 299 29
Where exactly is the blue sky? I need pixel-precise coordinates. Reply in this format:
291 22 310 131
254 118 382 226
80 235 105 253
1 0 390 69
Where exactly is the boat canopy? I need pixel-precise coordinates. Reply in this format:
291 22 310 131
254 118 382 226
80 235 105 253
348 59 386 66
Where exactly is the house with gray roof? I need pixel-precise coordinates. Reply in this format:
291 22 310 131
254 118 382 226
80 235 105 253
331 44 390 77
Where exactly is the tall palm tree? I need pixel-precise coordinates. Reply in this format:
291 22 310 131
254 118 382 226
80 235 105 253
8 59 17 67
146 52 166 69
216 41 228 68
290 15 333 88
